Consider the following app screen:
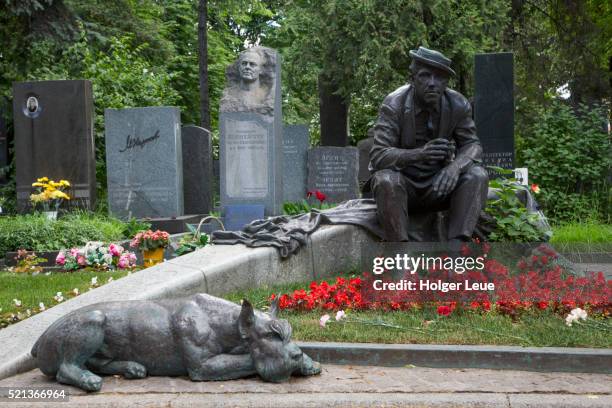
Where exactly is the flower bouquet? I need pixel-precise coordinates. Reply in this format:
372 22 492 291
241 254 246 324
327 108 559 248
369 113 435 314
30 177 71 219
130 230 170 267
56 242 137 271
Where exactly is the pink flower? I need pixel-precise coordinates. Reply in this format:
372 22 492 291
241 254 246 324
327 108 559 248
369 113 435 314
55 252 66 266
109 243 123 256
117 254 130 269
335 310 346 321
77 255 86 266
70 248 79 257
128 253 137 263
319 314 331 327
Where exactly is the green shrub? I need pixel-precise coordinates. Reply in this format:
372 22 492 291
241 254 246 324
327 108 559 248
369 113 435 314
0 213 126 254
519 101 610 224
485 170 549 242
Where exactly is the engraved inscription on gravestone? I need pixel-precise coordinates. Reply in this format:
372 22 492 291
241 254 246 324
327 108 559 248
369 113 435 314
105 107 183 219
225 118 268 198
307 146 359 203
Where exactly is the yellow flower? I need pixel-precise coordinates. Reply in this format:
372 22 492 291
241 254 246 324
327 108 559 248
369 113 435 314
59 180 71 187
45 185 57 192
30 193 45 203
31 182 44 187
37 177 49 182
51 190 70 200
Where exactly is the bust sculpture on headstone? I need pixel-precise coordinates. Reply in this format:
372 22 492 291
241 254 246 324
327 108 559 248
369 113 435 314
367 46 489 244
220 47 276 116
219 46 283 216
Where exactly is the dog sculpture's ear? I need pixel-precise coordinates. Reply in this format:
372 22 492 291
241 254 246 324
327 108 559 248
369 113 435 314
238 299 255 339
269 297 280 319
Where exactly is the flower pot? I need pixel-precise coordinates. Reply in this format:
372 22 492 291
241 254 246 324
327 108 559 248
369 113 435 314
43 211 58 221
143 247 164 267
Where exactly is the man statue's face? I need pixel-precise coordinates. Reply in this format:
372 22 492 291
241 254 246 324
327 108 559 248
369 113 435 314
239 51 263 82
413 64 449 107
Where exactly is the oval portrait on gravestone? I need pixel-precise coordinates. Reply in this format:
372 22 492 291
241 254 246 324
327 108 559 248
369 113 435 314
23 95 42 118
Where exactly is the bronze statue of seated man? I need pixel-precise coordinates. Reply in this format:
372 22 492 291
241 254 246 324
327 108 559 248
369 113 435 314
368 46 488 244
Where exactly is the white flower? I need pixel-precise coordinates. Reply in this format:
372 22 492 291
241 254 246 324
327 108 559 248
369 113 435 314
54 292 64 303
91 276 98 286
103 254 113 264
39 302 46 311
565 308 588 326
107 277 114 283
26 309 32 317
13 299 22 307
335 310 346 321
319 314 331 328
72 288 79 296
570 308 587 320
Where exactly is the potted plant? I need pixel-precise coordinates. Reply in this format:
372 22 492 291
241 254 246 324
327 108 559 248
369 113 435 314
29 177 71 220
130 230 170 267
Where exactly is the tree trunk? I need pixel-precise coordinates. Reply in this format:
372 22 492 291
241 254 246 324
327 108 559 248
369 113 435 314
318 74 349 146
198 0 210 130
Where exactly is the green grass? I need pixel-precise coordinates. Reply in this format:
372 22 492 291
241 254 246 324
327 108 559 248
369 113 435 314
0 270 129 319
551 222 612 244
223 281 611 349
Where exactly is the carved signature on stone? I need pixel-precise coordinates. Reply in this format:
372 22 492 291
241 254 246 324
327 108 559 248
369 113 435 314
119 130 161 152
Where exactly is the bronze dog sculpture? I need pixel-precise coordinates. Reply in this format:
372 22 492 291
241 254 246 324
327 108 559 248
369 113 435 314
32 294 321 391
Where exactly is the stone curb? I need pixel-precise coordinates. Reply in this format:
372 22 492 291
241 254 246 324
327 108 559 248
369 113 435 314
296 341 612 374
0 225 368 381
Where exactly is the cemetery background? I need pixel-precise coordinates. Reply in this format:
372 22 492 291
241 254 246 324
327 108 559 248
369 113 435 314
0 1 610 406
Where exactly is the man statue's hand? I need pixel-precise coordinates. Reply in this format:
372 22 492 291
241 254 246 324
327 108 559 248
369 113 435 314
420 138 452 162
432 162 460 197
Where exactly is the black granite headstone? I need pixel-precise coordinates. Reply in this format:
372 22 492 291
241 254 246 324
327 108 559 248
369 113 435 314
182 125 213 215
474 53 514 176
13 80 97 211
282 124 309 202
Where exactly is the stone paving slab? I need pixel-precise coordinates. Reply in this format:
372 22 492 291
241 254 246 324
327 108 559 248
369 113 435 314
0 365 610 407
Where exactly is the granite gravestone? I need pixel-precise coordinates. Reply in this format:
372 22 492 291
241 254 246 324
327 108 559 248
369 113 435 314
282 124 309 202
307 146 359 203
219 47 283 216
182 125 213 215
0 104 7 184
12 80 97 211
105 107 183 219
474 53 514 176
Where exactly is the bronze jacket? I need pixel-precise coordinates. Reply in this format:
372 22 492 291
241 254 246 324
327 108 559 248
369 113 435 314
369 84 482 179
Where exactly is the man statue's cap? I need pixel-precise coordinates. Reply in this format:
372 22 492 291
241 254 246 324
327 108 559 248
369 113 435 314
409 46 456 76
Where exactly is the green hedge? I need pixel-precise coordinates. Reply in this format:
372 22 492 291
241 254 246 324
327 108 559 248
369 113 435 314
0 213 126 254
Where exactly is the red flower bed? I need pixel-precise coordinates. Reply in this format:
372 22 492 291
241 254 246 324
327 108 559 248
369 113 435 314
270 245 611 318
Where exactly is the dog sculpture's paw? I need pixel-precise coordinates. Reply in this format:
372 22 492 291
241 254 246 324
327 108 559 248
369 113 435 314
124 362 147 379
